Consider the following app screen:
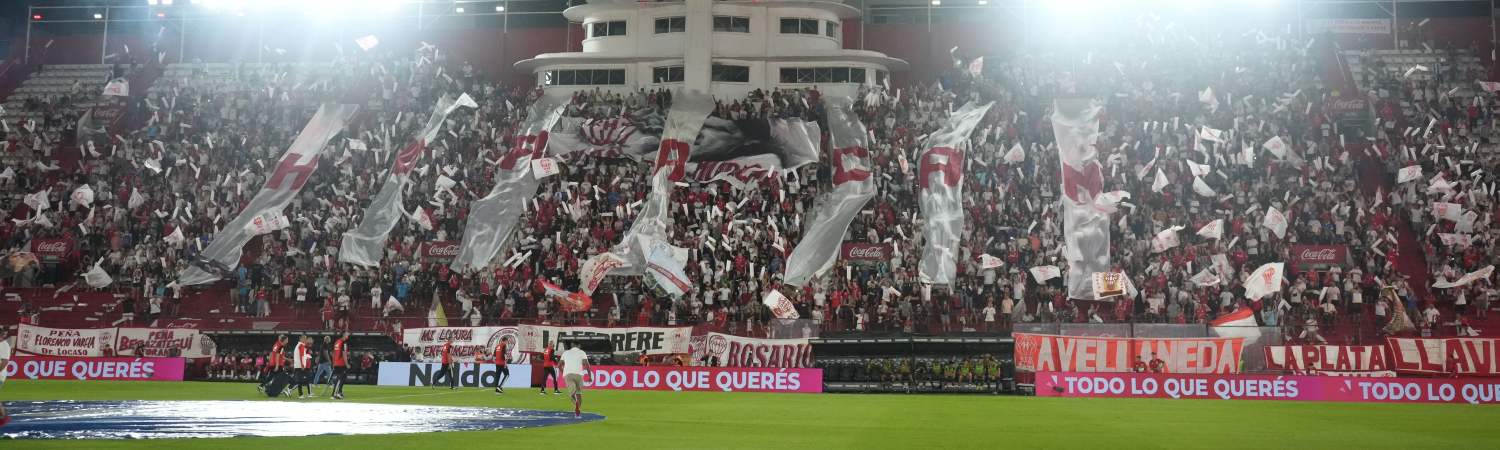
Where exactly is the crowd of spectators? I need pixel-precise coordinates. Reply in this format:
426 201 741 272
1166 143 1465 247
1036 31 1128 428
2 16 1495 345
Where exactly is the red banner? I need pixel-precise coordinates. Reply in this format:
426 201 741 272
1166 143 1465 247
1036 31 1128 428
1264 345 1393 374
1388 337 1500 376
30 238 74 260
1036 371 1500 404
840 243 890 263
582 365 822 393
1014 333 1244 374
3 356 186 381
421 241 461 260
1288 245 1348 269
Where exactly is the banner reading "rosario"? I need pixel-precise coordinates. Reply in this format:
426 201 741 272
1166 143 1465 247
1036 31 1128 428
693 332 814 368
1014 333 1245 374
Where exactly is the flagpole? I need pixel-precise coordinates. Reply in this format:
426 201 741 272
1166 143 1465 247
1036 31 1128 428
101 7 110 65
24 6 32 64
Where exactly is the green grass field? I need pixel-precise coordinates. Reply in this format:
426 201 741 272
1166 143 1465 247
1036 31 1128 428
2 380 1498 448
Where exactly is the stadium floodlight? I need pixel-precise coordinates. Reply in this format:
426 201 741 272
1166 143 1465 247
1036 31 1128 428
456 7 466 13
930 0 941 5
93 13 104 19
147 0 159 5
32 14 41 20
162 0 174 5
157 12 167 18
977 0 987 4
496 6 505 12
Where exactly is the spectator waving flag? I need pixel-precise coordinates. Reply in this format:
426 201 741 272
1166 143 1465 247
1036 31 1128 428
763 289 800 319
1196 219 1224 240
1029 265 1062 283
1210 306 1261 341
450 96 568 273
176 104 359 287
102 78 129 97
1052 99 1109 299
918 100 993 285
785 97 876 287
1433 265 1494 289
1397 165 1423 184
341 94 475 267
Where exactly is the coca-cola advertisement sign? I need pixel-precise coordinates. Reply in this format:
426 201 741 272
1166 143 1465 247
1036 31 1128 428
840 243 890 263
422 241 461 260
1289 245 1348 269
30 238 74 260
1325 98 1368 113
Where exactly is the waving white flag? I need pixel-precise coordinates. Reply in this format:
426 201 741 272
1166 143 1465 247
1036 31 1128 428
1030 265 1061 283
1152 168 1169 193
1263 206 1287 239
919 100 994 285
1192 177 1217 197
1262 136 1288 158
1243 262 1285 300
785 97 876 286
1433 265 1494 289
1151 226 1186 253
1053 99 1109 299
1197 219 1224 240
1397 165 1423 184
763 290 800 319
1191 269 1222 287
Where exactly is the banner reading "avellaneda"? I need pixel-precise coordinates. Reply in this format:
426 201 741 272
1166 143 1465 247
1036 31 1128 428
1014 333 1244 374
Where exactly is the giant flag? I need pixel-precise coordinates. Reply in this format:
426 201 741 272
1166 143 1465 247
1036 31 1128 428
784 97 876 286
449 96 567 272
917 101 993 285
340 94 476 266
177 104 359 286
579 91 714 293
1053 99 1110 300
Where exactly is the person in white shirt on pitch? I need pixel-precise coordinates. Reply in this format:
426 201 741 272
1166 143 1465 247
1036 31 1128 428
558 341 592 419
293 336 314 398
0 327 12 426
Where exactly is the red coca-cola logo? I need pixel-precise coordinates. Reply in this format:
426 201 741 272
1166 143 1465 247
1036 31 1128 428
423 241 461 258
841 243 890 262
1299 249 1337 260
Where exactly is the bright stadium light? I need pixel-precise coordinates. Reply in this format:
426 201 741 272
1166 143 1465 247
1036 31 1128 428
162 0 174 5
977 0 988 4
930 0 941 5
93 13 104 19
147 0 159 5
456 6 466 13
496 6 505 12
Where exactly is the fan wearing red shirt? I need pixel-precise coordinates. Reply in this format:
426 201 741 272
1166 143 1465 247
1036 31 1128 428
1148 353 1166 373
492 336 512 394
1132 356 1148 373
331 332 349 400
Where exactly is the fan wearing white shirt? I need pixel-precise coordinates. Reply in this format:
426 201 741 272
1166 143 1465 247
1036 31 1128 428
559 341 591 419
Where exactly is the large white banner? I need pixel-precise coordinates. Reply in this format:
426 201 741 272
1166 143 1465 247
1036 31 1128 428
449 96 568 272
518 325 692 355
15 324 117 357
580 91 714 286
116 327 215 358
785 97 877 286
918 101 994 284
341 94 475 266
694 332 813 368
401 326 525 364
177 104 359 286
1053 99 1110 299
376 362 533 388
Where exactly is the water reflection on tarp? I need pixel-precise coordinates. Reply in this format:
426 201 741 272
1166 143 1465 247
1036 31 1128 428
1 400 601 439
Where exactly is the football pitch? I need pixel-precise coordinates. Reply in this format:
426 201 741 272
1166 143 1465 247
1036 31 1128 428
2 380 1497 449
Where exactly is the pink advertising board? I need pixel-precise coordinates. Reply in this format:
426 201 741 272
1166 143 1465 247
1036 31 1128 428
1035 371 1500 405
4 356 187 381
582 365 822 393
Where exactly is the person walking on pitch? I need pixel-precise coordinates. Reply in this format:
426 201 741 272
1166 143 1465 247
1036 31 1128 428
331 332 350 400
493 336 512 394
559 341 592 419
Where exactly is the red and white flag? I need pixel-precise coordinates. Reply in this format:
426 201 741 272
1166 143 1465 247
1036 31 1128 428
918 100 993 285
1262 206 1287 239
763 290 800 319
1052 99 1108 299
1243 262 1285 300
1196 219 1224 240
102 78 129 97
1397 165 1423 184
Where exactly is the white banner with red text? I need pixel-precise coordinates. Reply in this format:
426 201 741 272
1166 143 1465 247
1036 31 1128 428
1263 345 1394 375
692 332 814 368
115 327 215 358
517 325 692 356
400 326 525 364
582 365 822 393
1388 337 1500 376
1014 333 1245 374
15 324 118 357
1035 371 1500 404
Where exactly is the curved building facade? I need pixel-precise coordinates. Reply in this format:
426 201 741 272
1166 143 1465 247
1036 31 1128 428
516 0 907 97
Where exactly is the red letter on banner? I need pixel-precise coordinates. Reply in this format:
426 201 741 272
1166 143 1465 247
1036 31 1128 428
500 132 550 171
918 146 962 189
832 146 871 185
391 140 426 176
655 139 690 181
264 154 319 191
